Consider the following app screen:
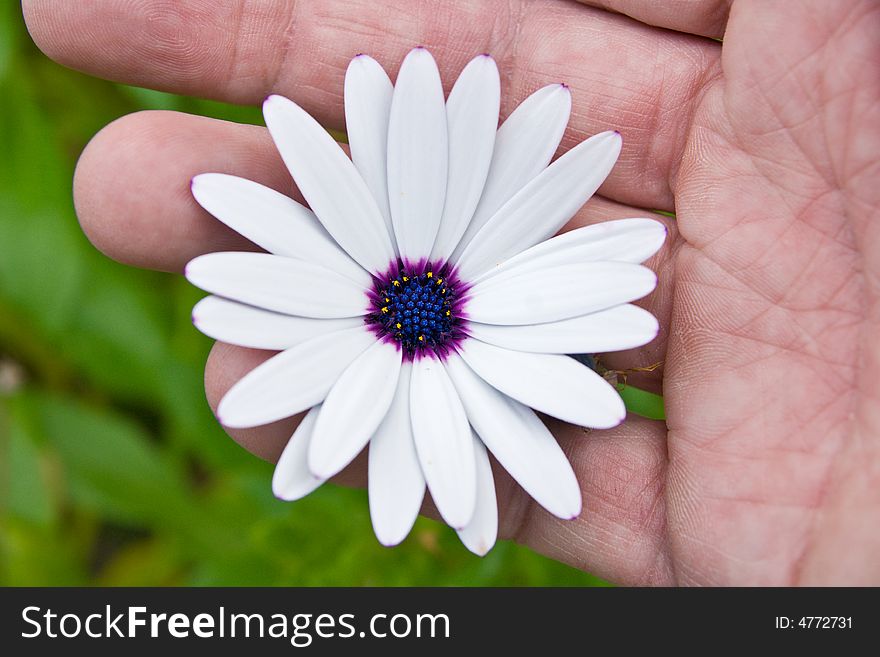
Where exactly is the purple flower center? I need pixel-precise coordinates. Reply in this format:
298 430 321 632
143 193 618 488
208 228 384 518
366 261 468 360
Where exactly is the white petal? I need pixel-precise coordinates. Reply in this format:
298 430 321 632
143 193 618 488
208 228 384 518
272 405 325 501
455 434 498 555
217 326 375 429
446 353 581 519
368 362 426 546
192 296 363 351
190 173 368 285
344 55 396 248
455 131 623 280
263 94 395 274
387 47 448 262
474 218 667 284
450 84 571 262
308 340 402 479
429 55 500 262
466 262 657 325
457 338 625 429
185 252 368 319
409 357 476 528
467 304 659 354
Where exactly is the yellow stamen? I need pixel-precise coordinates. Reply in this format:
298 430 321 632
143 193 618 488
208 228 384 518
381 307 389 314
396 323 402 329
426 271 433 278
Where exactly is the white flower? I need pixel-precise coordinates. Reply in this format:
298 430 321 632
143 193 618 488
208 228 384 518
185 48 665 556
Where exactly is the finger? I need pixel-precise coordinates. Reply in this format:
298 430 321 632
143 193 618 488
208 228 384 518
203 341 298 462
575 0 731 39
205 340 671 584
418 418 671 586
502 415 671 584
25 0 720 210
73 111 291 272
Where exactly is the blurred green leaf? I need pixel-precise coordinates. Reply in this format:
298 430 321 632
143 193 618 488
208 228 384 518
16 391 195 528
119 86 186 112
1 400 56 527
97 538 184 586
58 264 172 400
0 3 19 79
0 518 88 586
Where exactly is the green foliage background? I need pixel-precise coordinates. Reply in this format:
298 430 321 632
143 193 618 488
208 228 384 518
0 8 607 586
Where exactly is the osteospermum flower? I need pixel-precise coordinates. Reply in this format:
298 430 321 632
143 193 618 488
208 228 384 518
185 47 665 555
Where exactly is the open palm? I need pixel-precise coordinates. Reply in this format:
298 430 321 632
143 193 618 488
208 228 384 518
24 0 880 584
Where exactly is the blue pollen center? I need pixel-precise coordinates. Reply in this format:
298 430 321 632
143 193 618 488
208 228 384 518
369 269 460 356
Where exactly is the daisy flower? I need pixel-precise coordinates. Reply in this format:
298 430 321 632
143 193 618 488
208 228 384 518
185 47 665 555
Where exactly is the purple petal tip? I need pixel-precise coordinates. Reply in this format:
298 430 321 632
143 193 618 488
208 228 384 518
480 52 491 58
559 82 569 89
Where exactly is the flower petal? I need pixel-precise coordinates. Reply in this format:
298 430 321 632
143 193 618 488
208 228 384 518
455 131 623 281
467 304 660 354
216 326 375 429
457 338 625 429
409 357 476 528
344 55 396 247
429 54 500 262
263 94 395 274
450 84 571 262
446 353 581 519
455 434 498 556
308 340 402 479
190 173 368 285
368 362 426 546
272 405 325 501
387 47 448 262
474 218 667 284
192 296 362 351
185 252 369 319
466 262 657 325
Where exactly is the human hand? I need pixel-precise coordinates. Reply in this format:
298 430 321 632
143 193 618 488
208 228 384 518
23 0 880 584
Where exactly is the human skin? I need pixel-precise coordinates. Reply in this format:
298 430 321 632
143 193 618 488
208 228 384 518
22 0 880 585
